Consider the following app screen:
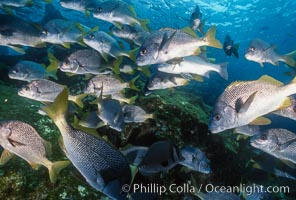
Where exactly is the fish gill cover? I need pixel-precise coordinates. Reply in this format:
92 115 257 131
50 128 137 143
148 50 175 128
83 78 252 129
0 0 296 199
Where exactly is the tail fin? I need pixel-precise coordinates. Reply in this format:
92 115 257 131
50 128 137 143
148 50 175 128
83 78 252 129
137 66 151 77
129 75 140 91
127 48 139 62
138 19 150 31
282 50 296 67
68 94 87 108
112 56 123 75
203 26 222 49
43 88 69 129
219 62 229 80
126 95 138 104
233 43 240 58
47 51 59 72
48 160 70 183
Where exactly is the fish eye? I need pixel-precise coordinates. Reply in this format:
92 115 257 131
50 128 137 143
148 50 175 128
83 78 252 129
214 114 221 121
140 49 147 55
12 70 17 73
96 7 102 12
249 47 255 51
89 34 95 39
42 29 48 35
25 86 30 91
64 59 70 65
260 135 267 140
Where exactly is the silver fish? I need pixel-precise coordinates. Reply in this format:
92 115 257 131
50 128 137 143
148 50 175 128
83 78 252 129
0 14 44 53
111 24 149 46
8 61 57 82
18 79 85 108
83 31 130 59
0 0 32 7
97 98 124 132
40 19 90 48
59 0 100 13
245 38 296 67
136 26 222 66
250 129 296 164
122 104 154 123
272 97 296 121
93 1 149 30
157 55 228 80
178 146 211 174
43 88 131 199
0 120 69 183
146 72 188 91
209 75 296 133
84 74 138 96
60 49 111 75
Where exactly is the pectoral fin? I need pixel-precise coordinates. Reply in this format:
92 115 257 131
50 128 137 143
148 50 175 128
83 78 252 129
8 138 25 147
237 92 257 114
249 117 271 125
0 150 14 165
28 162 41 170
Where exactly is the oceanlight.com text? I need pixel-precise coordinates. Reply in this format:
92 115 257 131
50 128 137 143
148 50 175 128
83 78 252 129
121 183 290 196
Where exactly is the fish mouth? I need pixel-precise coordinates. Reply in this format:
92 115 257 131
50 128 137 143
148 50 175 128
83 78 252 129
18 89 25 96
208 124 224 134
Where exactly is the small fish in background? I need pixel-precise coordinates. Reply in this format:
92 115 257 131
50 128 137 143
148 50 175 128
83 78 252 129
0 14 44 54
223 34 239 58
60 49 112 75
157 55 228 80
111 24 150 46
83 31 137 61
209 75 296 133
78 111 102 129
189 5 204 34
93 0 150 30
126 141 211 176
136 26 222 66
97 97 125 132
40 19 91 48
18 79 86 108
0 120 70 183
43 88 132 199
272 97 296 121
234 125 260 137
122 104 154 123
245 38 296 67
0 0 33 8
138 141 179 176
250 128 296 164
146 72 189 92
8 60 57 82
59 0 100 17
84 74 138 97
178 146 211 174
247 153 296 181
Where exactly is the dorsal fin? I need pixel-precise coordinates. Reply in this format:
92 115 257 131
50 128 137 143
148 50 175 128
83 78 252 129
226 81 245 90
181 27 198 38
258 75 283 86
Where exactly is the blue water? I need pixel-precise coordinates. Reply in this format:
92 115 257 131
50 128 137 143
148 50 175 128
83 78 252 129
1 0 296 199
